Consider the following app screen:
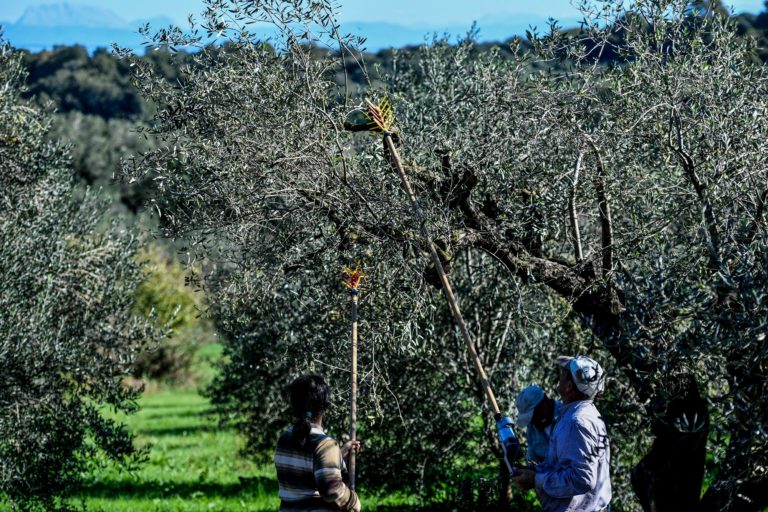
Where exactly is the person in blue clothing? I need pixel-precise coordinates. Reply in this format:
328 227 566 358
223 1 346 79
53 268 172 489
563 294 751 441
516 384 562 465
512 355 611 512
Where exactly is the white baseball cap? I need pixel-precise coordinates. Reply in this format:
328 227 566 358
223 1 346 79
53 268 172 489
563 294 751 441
555 355 605 399
516 384 546 428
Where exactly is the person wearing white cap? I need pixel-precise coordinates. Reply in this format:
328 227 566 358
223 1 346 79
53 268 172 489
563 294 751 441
512 355 611 512
516 385 562 465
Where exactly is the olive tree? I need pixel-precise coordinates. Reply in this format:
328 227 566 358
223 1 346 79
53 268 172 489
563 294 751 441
206 247 632 507
122 0 768 509
0 43 154 510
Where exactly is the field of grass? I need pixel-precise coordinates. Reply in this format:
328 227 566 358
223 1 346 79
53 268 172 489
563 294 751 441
69 388 280 511
0 340 519 511
0 340 486 511
63 361 425 511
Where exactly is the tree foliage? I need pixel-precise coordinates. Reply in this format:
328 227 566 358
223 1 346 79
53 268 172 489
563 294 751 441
18 46 187 220
121 0 768 510
47 111 158 213
0 43 154 510
21 46 142 119
131 244 208 382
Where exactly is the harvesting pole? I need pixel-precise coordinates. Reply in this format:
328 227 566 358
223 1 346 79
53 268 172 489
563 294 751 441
353 99 502 417
342 264 365 490
344 99 523 474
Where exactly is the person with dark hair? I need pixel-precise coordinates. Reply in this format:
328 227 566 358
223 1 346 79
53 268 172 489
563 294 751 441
512 355 611 512
516 384 562 465
274 374 361 511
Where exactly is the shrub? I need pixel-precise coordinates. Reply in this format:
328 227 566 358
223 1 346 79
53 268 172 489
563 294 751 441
0 42 155 510
131 244 206 383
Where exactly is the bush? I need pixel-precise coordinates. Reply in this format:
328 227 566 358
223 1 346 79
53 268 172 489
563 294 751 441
0 42 155 510
131 244 208 383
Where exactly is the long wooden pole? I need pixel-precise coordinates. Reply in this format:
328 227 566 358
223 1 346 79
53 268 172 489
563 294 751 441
348 290 359 489
382 134 501 417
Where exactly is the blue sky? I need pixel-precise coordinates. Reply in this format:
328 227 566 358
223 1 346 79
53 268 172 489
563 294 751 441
1 0 765 25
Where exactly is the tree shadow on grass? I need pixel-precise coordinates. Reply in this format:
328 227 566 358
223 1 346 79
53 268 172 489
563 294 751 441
137 424 222 437
76 478 464 511
139 409 216 421
371 504 459 512
76 475 278 500
139 401 210 411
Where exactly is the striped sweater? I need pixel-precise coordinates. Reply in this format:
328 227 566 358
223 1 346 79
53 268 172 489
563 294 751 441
274 425 360 511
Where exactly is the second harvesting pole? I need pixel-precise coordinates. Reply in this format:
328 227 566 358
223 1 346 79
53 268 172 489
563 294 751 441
342 264 365 490
348 289 358 490
347 99 522 473
380 133 502 417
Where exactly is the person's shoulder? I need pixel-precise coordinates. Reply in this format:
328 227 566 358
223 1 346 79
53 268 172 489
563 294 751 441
311 433 340 459
312 432 334 445
276 427 303 447
275 428 305 456
308 431 333 447
572 402 606 431
572 400 599 414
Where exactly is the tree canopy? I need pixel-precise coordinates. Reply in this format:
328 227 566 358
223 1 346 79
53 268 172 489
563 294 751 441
119 1 768 509
0 42 156 510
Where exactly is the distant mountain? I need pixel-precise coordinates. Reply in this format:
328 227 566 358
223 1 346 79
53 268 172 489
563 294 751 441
5 4 178 53
17 3 128 28
3 2 580 54
5 25 143 53
340 15 581 51
340 22 439 50
134 17 175 29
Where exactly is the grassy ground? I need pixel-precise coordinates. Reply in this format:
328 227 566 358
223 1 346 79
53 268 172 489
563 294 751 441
63 343 424 511
0 341 530 511
0 341 511 511
69 388 280 511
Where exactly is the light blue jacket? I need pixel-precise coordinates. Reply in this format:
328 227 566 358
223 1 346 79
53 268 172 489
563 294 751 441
534 400 611 512
526 400 562 464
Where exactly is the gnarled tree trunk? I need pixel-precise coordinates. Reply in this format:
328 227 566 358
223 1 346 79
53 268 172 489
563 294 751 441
631 379 709 511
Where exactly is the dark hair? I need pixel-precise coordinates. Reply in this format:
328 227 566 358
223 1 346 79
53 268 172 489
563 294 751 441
288 374 332 447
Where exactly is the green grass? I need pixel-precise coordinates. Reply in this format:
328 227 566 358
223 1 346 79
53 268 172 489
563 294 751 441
190 337 226 386
0 343 427 511
66 385 424 511
69 388 280 512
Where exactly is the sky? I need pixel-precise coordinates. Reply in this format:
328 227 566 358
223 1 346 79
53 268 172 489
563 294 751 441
0 0 765 26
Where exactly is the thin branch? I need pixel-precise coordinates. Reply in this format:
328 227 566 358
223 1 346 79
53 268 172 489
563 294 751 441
569 151 585 263
744 186 768 245
668 109 723 272
585 136 613 277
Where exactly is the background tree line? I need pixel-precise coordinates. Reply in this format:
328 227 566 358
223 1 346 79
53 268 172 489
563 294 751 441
14 1 768 216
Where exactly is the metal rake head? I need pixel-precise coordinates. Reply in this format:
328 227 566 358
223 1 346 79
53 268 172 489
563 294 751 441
365 97 395 134
342 263 366 291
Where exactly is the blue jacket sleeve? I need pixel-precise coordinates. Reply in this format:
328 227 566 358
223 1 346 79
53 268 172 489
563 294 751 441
534 420 601 498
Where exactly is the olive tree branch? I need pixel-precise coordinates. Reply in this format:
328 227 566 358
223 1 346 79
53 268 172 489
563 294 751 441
668 108 724 274
744 186 768 245
584 135 613 278
569 150 585 263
